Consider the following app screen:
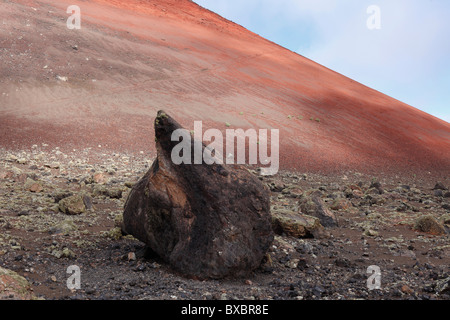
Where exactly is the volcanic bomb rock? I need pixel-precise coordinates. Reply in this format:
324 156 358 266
123 110 274 279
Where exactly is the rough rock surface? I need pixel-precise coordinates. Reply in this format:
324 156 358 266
271 209 325 238
58 195 86 215
299 194 338 228
0 267 37 300
123 111 274 279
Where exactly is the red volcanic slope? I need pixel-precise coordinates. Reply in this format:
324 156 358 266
1 0 449 176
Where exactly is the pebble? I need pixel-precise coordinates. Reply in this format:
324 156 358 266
401 284 413 295
127 252 136 261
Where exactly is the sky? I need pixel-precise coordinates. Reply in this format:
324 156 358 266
194 0 450 123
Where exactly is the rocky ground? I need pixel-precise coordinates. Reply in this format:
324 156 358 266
0 145 449 300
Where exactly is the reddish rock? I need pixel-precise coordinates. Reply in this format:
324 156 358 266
400 284 414 295
93 173 106 184
29 183 43 193
330 198 351 211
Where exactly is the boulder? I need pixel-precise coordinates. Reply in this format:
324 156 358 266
123 110 273 279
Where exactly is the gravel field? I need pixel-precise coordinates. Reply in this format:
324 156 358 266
0 146 449 300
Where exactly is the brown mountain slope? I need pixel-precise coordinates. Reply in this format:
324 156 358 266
1 0 449 176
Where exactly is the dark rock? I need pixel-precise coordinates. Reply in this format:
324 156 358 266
369 180 384 194
296 258 308 270
123 110 273 279
281 185 303 198
312 285 325 297
298 195 338 227
433 182 448 190
51 190 73 203
82 194 94 210
365 187 382 196
334 257 352 268
17 211 30 217
348 273 365 283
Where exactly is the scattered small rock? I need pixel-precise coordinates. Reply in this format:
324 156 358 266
123 111 274 279
334 258 352 268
